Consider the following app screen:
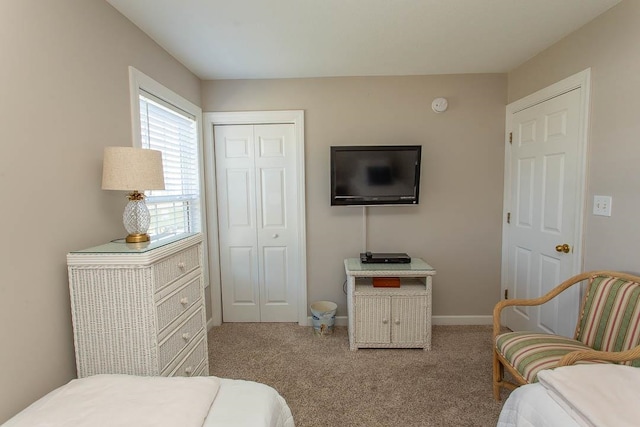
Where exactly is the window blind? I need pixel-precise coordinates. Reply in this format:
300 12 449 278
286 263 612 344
139 91 201 237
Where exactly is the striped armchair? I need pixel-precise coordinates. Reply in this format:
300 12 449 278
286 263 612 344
493 271 640 400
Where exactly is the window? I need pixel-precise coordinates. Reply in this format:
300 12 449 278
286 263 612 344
129 67 203 238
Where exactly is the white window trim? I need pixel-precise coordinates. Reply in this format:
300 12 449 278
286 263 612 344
128 66 211 298
128 67 202 151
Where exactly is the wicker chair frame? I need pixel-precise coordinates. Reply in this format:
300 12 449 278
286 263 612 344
492 270 640 400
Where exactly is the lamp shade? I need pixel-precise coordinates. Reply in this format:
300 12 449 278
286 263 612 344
102 147 165 191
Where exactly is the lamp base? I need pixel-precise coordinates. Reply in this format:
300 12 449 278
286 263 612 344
123 192 152 243
126 233 150 243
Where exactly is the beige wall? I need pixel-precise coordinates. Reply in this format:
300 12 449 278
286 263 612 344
202 74 507 319
508 0 640 272
0 0 201 422
9 0 633 421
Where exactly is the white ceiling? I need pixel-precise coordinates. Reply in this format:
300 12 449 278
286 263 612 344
106 0 621 80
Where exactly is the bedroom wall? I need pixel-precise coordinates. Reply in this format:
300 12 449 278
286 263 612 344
0 0 201 422
201 74 507 321
508 0 640 273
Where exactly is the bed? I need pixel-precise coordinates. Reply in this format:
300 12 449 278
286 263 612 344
497 364 640 427
3 374 295 427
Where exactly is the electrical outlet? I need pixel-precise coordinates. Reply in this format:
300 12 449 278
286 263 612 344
593 195 612 217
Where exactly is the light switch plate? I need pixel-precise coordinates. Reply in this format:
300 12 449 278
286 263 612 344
593 195 612 217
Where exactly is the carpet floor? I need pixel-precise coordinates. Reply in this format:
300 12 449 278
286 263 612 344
207 323 508 427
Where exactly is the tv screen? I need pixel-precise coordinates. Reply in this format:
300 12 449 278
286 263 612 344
330 145 422 206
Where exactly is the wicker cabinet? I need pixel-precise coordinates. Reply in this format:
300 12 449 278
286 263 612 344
345 258 435 350
67 233 209 378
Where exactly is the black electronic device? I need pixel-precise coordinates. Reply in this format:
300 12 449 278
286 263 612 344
360 252 411 264
330 145 422 206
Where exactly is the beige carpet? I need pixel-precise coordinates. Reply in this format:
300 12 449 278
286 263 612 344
207 323 507 427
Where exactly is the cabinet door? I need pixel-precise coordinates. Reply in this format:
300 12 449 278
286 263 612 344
355 295 391 344
391 295 427 344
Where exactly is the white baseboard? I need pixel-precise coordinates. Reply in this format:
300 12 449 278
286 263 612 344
305 315 492 327
207 317 221 330
432 315 492 325
211 315 492 328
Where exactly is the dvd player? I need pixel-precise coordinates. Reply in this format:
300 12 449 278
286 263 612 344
360 251 411 264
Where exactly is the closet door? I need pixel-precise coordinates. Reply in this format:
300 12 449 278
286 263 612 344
215 125 260 322
214 124 298 322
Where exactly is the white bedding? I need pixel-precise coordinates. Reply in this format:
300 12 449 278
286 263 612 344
205 378 294 427
3 375 294 427
497 364 640 427
497 382 579 427
537 364 640 427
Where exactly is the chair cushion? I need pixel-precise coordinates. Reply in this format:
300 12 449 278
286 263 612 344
576 276 640 360
496 331 594 383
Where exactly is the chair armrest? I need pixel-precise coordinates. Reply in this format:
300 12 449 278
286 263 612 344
493 271 597 339
493 299 546 338
558 345 640 366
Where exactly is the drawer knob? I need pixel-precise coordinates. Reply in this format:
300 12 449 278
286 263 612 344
382 318 388 324
394 319 400 325
180 297 189 306
177 262 186 270
184 366 193 375
182 332 191 341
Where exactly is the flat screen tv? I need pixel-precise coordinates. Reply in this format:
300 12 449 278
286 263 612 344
330 145 422 206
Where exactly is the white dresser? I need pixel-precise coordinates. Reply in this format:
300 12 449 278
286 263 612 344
67 233 209 378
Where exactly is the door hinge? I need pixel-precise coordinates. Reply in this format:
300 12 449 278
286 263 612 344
509 132 513 144
504 289 509 300
507 212 511 224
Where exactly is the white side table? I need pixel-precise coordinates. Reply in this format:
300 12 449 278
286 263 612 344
344 258 436 350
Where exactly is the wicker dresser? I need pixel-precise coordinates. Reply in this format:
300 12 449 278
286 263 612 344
344 258 436 351
67 233 209 378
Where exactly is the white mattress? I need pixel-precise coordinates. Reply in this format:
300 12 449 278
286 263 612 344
497 383 579 427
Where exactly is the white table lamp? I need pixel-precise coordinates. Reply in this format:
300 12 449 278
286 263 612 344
102 147 165 243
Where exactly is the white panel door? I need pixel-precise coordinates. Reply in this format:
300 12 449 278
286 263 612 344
504 88 583 337
214 125 260 322
214 124 298 322
254 124 298 321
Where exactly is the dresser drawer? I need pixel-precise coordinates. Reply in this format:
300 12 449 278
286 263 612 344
194 358 209 376
153 245 201 292
158 307 204 371
170 335 207 377
156 275 202 332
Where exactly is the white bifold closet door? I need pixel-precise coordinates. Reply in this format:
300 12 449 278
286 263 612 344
214 124 299 322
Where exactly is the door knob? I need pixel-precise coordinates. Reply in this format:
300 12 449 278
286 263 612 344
555 244 571 253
